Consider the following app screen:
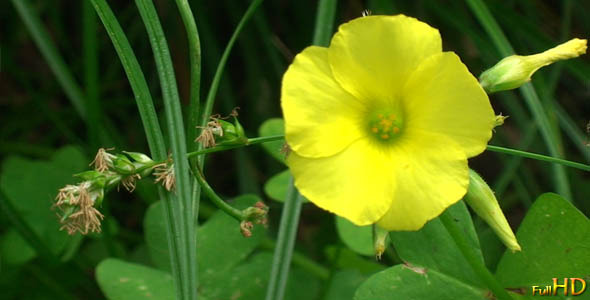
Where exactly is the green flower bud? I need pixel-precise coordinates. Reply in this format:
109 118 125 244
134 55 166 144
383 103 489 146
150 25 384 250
479 38 587 93
216 117 248 146
112 154 136 175
464 169 521 252
123 151 154 164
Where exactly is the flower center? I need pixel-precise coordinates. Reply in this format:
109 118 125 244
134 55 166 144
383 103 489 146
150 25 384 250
367 109 403 143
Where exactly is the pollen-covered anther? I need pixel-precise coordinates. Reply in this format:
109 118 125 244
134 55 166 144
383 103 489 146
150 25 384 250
368 110 403 142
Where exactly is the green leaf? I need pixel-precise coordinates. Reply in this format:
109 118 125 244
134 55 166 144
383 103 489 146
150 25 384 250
0 146 86 257
335 216 374 256
143 201 173 272
197 194 266 277
258 118 286 164
144 194 266 276
354 264 487 300
200 252 320 300
324 270 366 300
264 170 290 202
96 258 174 300
389 201 484 287
495 193 590 291
264 170 308 203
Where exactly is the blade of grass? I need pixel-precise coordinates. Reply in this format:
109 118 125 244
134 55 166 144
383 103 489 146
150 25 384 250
312 0 337 50
466 0 572 201
199 0 263 139
83 0 102 149
134 1 197 300
174 0 202 153
10 0 121 148
10 0 86 119
265 177 304 300
89 1 187 299
266 1 336 299
173 0 204 273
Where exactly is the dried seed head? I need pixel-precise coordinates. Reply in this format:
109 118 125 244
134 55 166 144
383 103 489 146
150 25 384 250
121 174 141 192
89 148 116 172
154 161 176 191
54 182 104 235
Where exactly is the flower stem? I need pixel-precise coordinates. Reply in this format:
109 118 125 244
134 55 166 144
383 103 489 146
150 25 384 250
439 211 514 300
487 145 590 172
89 2 188 299
189 133 590 174
265 177 304 300
135 1 197 299
466 0 572 200
193 166 246 221
199 0 263 142
186 135 284 158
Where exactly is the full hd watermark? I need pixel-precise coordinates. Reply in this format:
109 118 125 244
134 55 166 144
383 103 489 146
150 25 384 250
531 278 587 296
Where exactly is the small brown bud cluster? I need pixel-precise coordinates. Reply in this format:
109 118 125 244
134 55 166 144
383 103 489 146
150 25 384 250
239 201 269 237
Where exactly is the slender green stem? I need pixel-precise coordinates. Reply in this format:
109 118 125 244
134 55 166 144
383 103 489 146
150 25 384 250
174 0 202 152
440 212 514 300
189 133 590 174
187 135 284 158
173 0 203 227
89 1 186 299
265 3 336 299
83 0 102 149
193 167 245 221
493 123 537 196
135 1 197 300
265 177 304 300
312 0 337 47
466 0 572 200
198 0 263 145
487 145 590 172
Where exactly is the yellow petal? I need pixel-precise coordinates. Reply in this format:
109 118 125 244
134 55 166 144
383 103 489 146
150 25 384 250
328 15 441 102
288 138 395 225
402 52 495 158
282 46 365 158
377 133 469 230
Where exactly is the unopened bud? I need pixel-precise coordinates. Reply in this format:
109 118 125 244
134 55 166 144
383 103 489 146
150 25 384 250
494 114 509 129
243 201 269 225
123 151 154 164
112 154 136 175
216 117 248 146
373 225 389 260
479 38 587 93
89 148 116 172
464 169 521 252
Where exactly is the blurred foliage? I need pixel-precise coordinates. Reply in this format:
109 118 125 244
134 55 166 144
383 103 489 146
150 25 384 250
1 0 589 299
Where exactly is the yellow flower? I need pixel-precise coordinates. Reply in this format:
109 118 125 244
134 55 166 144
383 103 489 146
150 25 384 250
281 15 496 230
